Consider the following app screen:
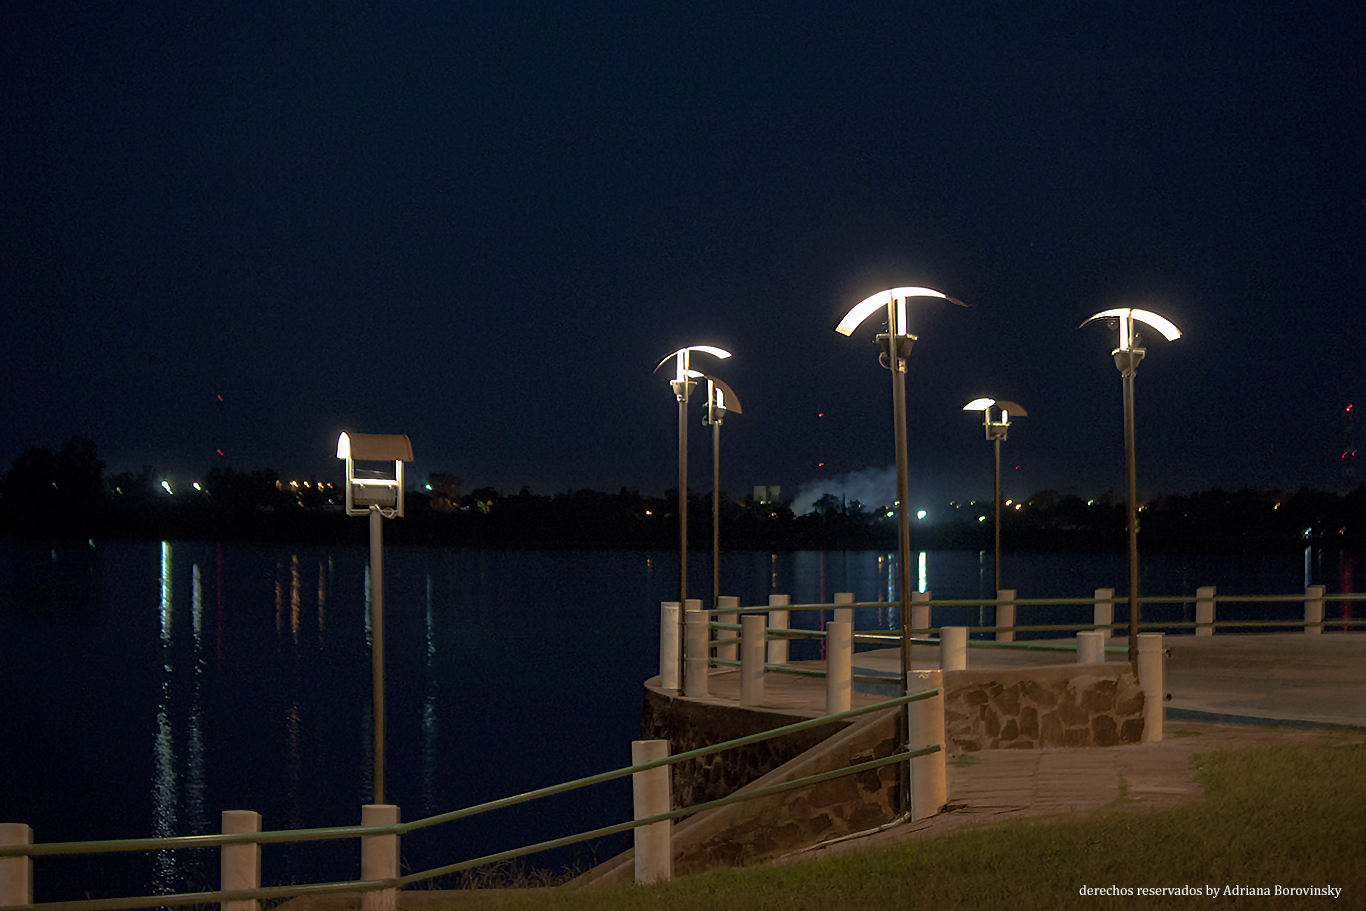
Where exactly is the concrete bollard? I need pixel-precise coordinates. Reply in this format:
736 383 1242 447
221 810 261 911
833 591 854 628
907 670 947 822
715 595 740 662
0 823 33 908
767 595 790 665
632 740 672 884
825 620 852 714
361 804 399 911
1305 584 1325 635
740 614 766 707
941 626 967 671
911 590 931 634
1094 587 1115 638
659 602 680 690
995 589 1016 643
1195 586 1216 636
1137 633 1164 743
684 609 710 697
1076 630 1105 664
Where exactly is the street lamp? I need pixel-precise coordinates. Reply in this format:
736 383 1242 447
702 374 742 610
654 345 731 688
1080 307 1181 663
836 287 965 694
337 431 413 805
962 398 1027 593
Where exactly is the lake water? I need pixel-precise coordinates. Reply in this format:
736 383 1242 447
0 538 1354 901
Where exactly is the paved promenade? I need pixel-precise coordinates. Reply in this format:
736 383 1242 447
769 632 1366 862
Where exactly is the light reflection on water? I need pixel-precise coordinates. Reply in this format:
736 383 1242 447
1 540 1356 902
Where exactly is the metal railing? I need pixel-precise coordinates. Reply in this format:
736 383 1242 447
681 588 1366 698
0 689 940 911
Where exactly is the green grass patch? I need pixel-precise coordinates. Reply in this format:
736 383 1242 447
414 740 1366 911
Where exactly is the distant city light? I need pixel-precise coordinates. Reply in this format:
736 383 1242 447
916 510 927 520
161 480 173 495
192 482 202 492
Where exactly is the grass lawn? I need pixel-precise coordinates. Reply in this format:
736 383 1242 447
419 739 1366 910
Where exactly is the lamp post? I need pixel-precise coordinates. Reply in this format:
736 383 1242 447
702 374 742 610
337 431 413 805
962 398 1027 593
836 288 965 695
1080 308 1181 664
655 345 731 689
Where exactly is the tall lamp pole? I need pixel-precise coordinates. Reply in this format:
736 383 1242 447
963 399 1027 593
1081 308 1181 664
836 287 965 694
702 375 742 609
337 432 413 805
655 345 731 688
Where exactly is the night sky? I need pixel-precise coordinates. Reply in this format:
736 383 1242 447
4 2 1363 513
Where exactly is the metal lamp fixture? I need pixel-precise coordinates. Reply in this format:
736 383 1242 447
701 374 741 611
962 398 1027 593
337 431 413 804
1080 307 1181 664
654 345 731 689
836 287 965 696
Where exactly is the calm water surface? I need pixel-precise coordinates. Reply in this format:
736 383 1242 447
0 539 1353 901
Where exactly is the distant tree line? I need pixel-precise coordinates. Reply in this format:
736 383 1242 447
3 436 1365 553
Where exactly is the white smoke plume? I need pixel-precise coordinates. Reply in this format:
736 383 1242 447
792 466 899 516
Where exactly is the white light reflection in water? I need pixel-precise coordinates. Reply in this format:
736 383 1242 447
152 542 177 892
919 551 928 594
187 563 207 838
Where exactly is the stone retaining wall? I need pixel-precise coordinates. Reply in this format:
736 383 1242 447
639 687 849 808
942 664 1146 752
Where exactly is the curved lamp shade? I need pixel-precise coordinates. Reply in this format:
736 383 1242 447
700 372 742 414
836 286 967 337
963 398 1027 417
654 345 732 383
1080 308 1182 346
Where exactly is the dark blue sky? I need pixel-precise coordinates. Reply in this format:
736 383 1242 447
3 1 1363 510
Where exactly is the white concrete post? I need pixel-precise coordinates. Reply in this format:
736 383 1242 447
767 594 790 665
1195 585 1216 636
740 614 766 707
911 590 931 634
833 591 854 628
1094 587 1115 638
1137 632 1164 743
1305 584 1326 635
908 670 947 822
995 589 1016 643
684 608 710 698
1076 630 1105 664
941 626 967 671
659 602 680 690
825 620 852 715
221 810 261 911
361 804 399 911
715 595 740 662
0 823 33 908
632 739 672 884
